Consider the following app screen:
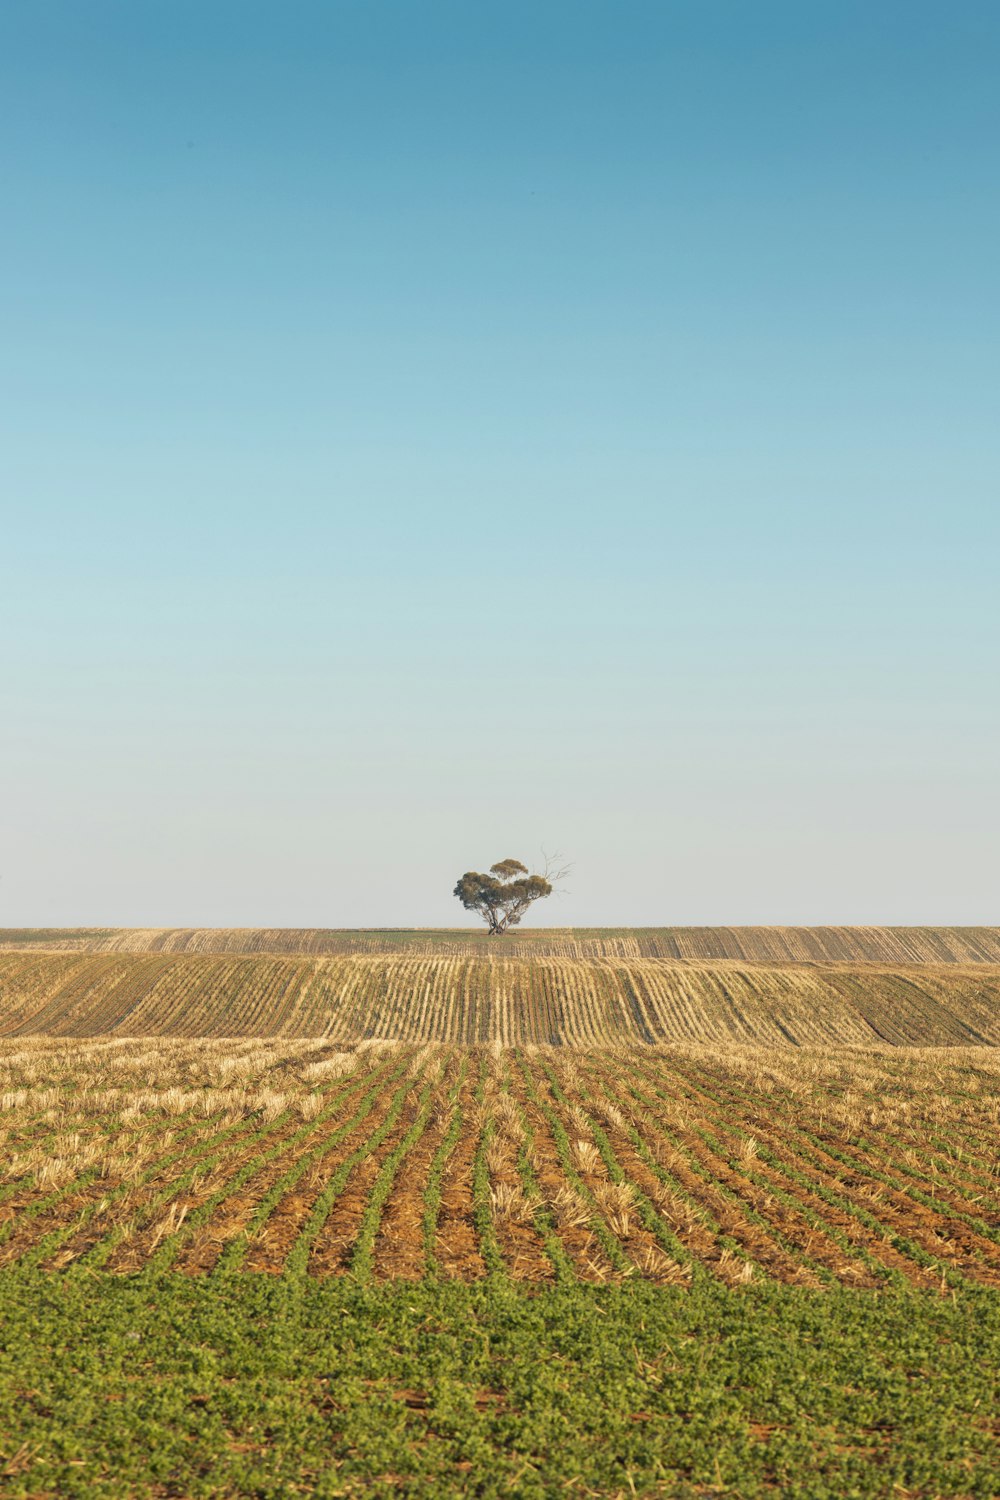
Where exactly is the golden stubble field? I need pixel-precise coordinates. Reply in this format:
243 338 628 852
0 951 997 1045
4 923 1000 962
2 928 997 1293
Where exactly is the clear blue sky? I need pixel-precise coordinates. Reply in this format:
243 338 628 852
2 1 998 927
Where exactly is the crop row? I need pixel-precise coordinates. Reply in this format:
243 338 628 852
3 952 998 1046
6 924 1000 964
1 1043 997 1286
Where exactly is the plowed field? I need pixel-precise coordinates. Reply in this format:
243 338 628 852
3 1038 998 1289
2 950 998 1044
5 924 1000 962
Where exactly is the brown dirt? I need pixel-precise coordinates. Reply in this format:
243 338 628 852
104 1122 333 1274
306 1081 428 1277
661 1058 1000 1286
601 1081 821 1285
5 1044 999 1286
514 1065 620 1283
613 1057 979 1289
235 1079 410 1276
537 1058 693 1285
108 1070 386 1274
602 1080 876 1288
681 1057 1000 1211
484 1127 555 1284
372 1057 463 1280
431 1067 486 1281
1 1120 234 1271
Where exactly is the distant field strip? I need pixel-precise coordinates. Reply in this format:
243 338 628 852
1 952 998 1044
4 925 1000 963
2 1040 998 1287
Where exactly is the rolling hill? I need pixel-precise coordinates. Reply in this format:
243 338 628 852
0 928 997 1045
2 923 1000 963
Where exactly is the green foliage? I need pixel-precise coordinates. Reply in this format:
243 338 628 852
453 859 553 935
0 1273 998 1497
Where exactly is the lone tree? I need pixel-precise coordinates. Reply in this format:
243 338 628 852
453 858 554 936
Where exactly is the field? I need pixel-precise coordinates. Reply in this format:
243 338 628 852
1 951 998 1047
1 929 998 1495
4 923 1000 962
3 1038 1000 1289
4 1275 999 1498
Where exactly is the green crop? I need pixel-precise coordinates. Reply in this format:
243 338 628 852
0 1273 998 1498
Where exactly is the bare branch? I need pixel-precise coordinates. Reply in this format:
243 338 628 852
540 848 573 893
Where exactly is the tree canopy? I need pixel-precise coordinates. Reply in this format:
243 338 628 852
453 859 553 936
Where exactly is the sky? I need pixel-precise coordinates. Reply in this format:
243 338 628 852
1 1 998 928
